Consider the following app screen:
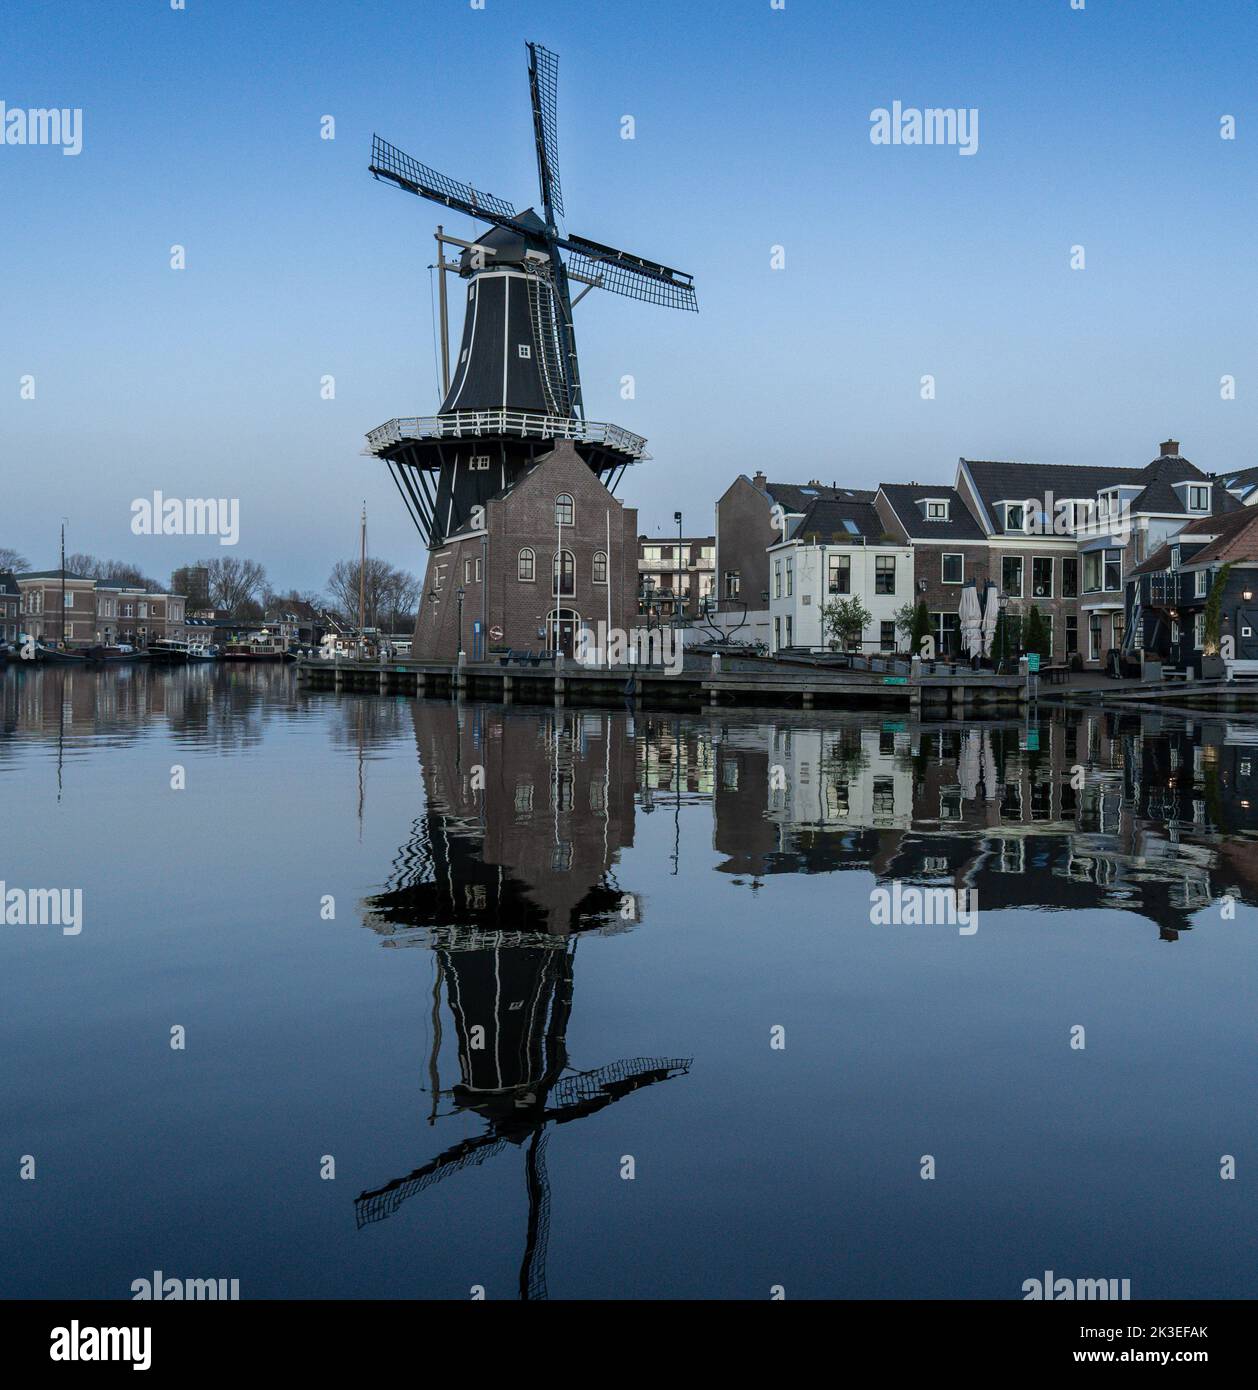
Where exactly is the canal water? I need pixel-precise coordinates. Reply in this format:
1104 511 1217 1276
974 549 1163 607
3 663 1257 1300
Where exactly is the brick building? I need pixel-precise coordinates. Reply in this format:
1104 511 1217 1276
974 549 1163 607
0 572 20 645
411 441 638 662
875 483 991 656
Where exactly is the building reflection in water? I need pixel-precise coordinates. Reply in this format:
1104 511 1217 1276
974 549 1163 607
358 703 691 1301
708 709 1258 941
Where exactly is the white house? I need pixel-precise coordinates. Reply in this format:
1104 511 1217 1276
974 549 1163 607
766 497 912 654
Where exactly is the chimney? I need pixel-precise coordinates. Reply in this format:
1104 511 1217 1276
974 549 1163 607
752 470 768 490
808 478 822 487
1160 439 1180 458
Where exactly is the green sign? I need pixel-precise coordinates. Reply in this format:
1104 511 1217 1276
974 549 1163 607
1026 653 1041 673
883 676 908 686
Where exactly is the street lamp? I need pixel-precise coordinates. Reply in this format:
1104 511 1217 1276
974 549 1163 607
998 593 1009 665
674 510 683 626
456 586 465 657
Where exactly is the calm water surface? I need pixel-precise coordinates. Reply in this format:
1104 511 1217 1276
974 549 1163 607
3 663 1257 1299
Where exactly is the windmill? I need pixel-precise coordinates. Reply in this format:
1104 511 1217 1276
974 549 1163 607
365 41 698 551
360 853 691 1300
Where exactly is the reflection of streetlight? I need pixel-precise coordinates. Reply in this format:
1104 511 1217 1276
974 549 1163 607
999 593 1009 665
456 587 465 657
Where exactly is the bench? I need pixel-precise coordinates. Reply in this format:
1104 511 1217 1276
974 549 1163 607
1040 663 1070 685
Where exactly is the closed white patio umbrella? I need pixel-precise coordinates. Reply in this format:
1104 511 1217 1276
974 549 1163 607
958 580 983 659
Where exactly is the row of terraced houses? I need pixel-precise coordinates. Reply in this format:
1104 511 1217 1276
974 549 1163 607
713 440 1258 671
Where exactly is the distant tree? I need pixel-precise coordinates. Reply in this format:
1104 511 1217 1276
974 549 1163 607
821 595 873 652
0 546 29 573
328 558 420 632
65 553 161 590
200 557 267 614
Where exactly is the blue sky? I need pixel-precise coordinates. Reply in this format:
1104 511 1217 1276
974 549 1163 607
2 0 1255 591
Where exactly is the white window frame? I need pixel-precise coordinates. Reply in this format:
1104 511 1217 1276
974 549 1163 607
941 553 964 584
1194 570 1207 598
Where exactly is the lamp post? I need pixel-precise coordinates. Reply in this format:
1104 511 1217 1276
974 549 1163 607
642 573 657 632
456 587 465 658
674 510 683 626
999 593 1009 665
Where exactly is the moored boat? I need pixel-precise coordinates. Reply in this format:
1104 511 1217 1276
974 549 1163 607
85 643 147 664
147 639 192 664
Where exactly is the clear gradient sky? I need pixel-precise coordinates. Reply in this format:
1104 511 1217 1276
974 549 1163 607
2 0 1255 591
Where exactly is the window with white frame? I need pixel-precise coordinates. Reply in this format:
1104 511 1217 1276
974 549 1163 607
1005 503 1025 532
555 494 574 527
925 499 950 520
1193 612 1205 648
1032 556 1053 598
1189 485 1209 510
517 344 531 359
1002 555 1023 597
1194 570 1208 598
593 551 608 584
517 548 535 582
875 555 896 594
469 454 491 471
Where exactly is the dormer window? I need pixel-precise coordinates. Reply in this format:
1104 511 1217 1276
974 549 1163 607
1005 503 1025 532
924 499 950 520
1170 546 1180 571
1188 485 1209 511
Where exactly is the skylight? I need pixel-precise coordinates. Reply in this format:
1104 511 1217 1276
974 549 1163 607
842 518 860 535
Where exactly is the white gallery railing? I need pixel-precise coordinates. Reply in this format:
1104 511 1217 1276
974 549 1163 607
365 410 649 460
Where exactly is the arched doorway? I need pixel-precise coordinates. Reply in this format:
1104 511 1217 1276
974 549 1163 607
547 608 580 658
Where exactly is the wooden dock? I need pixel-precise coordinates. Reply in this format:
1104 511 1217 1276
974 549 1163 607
296 655 1029 714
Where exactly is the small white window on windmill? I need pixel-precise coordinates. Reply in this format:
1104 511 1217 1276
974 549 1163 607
470 454 491 471
518 344 532 359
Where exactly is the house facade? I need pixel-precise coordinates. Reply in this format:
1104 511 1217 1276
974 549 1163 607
1124 509 1258 674
875 484 990 657
715 473 878 648
766 497 912 654
638 534 715 623
0 573 20 645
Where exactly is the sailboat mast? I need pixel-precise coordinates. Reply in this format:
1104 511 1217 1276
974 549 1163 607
60 522 66 648
358 502 367 657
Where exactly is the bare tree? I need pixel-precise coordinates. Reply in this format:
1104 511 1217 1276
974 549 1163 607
65 553 161 590
327 558 420 632
201 557 267 614
0 546 29 573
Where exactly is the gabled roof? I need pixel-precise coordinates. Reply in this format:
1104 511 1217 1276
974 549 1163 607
961 450 1210 528
1182 507 1258 568
877 483 986 540
788 497 886 543
763 481 875 513
1126 509 1258 577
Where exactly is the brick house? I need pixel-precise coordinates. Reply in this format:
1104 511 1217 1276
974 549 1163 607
714 472 877 648
954 442 1239 666
16 571 98 648
875 483 990 656
100 587 188 647
0 572 20 645
412 440 638 662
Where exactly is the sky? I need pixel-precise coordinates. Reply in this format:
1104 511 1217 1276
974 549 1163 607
1 0 1255 592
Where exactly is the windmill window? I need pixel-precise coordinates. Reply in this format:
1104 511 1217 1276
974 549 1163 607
518 344 532 359
460 349 468 363
553 548 575 597
470 454 491 471
517 548 535 582
555 495 574 527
